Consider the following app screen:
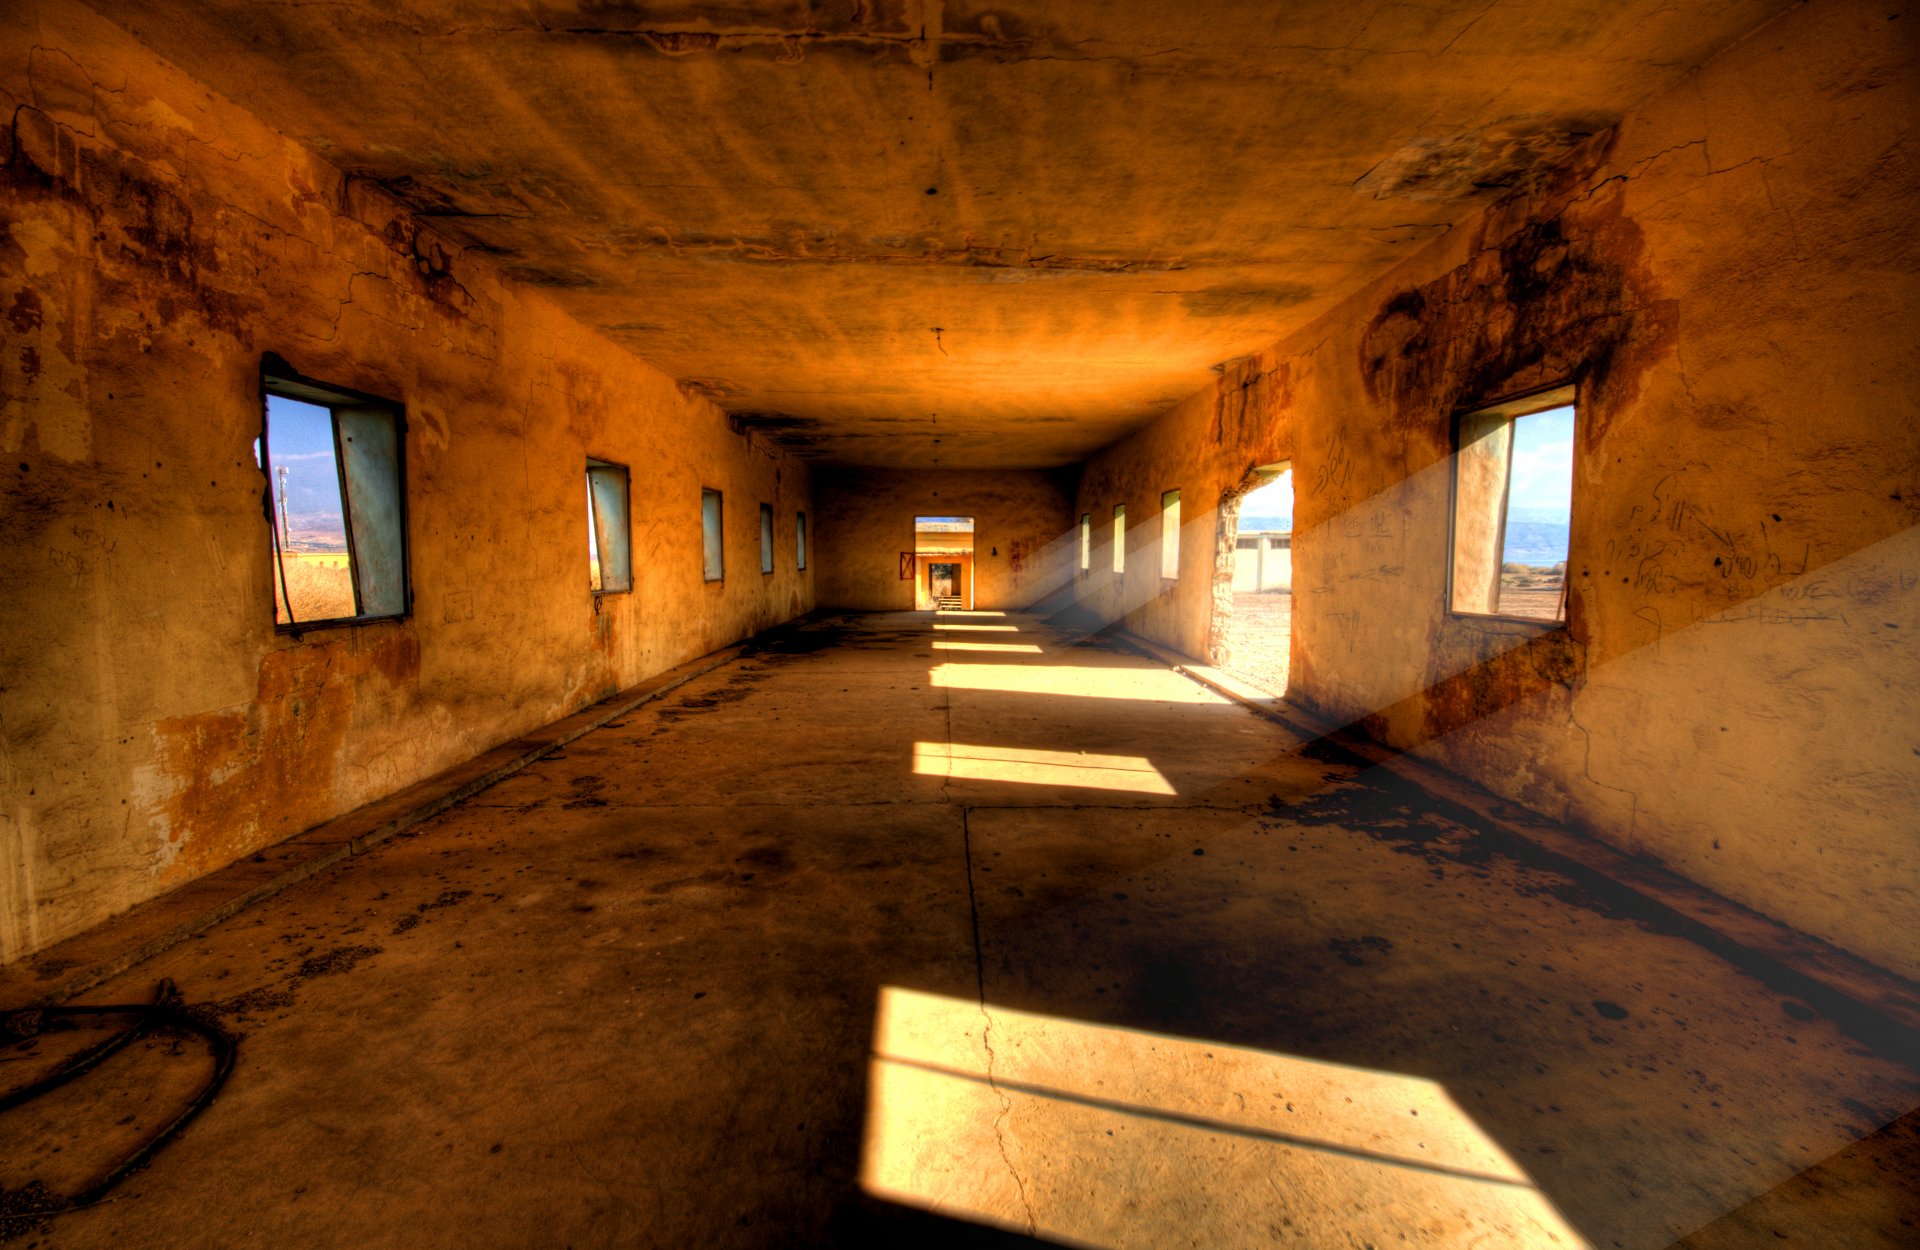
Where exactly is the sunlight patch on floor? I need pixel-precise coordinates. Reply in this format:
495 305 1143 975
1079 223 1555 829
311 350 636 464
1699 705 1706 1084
931 663 1220 704
931 640 1045 654
913 742 1178 795
862 987 1588 1249
931 623 1022 632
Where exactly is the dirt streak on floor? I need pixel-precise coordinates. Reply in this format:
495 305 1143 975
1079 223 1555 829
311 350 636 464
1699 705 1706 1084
5 612 1915 1248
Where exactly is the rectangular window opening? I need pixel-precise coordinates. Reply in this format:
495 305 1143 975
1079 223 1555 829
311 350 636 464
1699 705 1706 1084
760 503 775 574
586 458 632 594
259 358 409 630
1448 385 1574 624
702 488 725 582
1112 504 1126 574
796 511 808 571
1078 513 1091 573
1160 489 1181 580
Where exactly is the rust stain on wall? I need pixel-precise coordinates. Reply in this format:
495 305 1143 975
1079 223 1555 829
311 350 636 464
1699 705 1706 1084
150 632 422 881
6 106 261 344
376 210 476 314
5 287 42 333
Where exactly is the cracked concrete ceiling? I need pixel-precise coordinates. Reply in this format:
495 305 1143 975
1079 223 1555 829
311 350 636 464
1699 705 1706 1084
86 0 1790 467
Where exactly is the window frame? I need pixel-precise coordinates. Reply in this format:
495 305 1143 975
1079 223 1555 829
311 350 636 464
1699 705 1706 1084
1078 513 1092 574
586 457 633 596
759 502 776 575
1112 503 1126 574
1444 382 1577 627
796 511 808 571
258 353 411 634
701 488 725 583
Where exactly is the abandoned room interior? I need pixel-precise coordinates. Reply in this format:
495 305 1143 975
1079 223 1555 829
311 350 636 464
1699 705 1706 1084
1 0 1916 1246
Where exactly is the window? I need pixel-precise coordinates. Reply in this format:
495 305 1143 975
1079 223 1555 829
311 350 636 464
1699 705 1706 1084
760 503 775 574
1448 384 1574 623
1078 513 1092 572
796 512 808 570
258 357 408 629
586 459 631 594
1112 504 1126 573
1160 489 1181 580
702 489 725 582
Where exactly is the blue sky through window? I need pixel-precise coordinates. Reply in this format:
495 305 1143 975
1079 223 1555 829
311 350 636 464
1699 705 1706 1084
1507 405 1573 516
1503 404 1573 564
1239 469 1293 531
264 395 348 549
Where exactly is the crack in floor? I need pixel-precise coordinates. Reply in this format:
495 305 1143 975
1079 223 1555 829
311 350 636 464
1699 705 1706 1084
977 1002 1039 1237
962 802 1039 1237
949 615 1042 1234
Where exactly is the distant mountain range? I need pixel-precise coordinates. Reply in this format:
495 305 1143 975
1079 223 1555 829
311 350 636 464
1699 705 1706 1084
1503 519 1569 565
1237 510 1567 564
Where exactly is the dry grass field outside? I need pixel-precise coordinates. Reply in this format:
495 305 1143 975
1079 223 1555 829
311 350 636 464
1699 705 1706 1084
274 553 355 623
1497 563 1566 621
1220 589 1292 698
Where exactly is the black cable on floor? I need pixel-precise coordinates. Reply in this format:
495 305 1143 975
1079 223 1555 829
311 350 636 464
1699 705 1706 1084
0 980 237 1238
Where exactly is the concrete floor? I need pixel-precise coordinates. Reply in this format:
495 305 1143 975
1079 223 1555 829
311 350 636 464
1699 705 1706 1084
4 612 1916 1248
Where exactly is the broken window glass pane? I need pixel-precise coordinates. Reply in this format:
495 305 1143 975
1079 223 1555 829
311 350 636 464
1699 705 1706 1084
587 459 632 593
336 406 406 617
702 489 725 581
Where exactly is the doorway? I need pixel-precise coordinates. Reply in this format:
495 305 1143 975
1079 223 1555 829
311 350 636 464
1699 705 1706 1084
913 516 975 610
1212 464 1293 696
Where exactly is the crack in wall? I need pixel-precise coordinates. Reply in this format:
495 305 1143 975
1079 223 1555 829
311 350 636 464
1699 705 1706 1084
1567 699 1641 847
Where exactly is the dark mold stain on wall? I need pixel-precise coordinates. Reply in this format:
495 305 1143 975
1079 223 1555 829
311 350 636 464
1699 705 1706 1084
1359 181 1678 451
1212 357 1291 450
6 105 264 341
1417 630 1586 745
1353 115 1617 203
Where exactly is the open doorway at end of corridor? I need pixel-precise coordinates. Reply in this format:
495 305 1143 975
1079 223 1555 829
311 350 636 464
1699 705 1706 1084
913 516 975 610
1213 464 1293 697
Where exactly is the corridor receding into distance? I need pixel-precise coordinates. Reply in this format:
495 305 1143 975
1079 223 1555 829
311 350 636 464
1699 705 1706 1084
13 613 1912 1249
3 0 1915 1246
